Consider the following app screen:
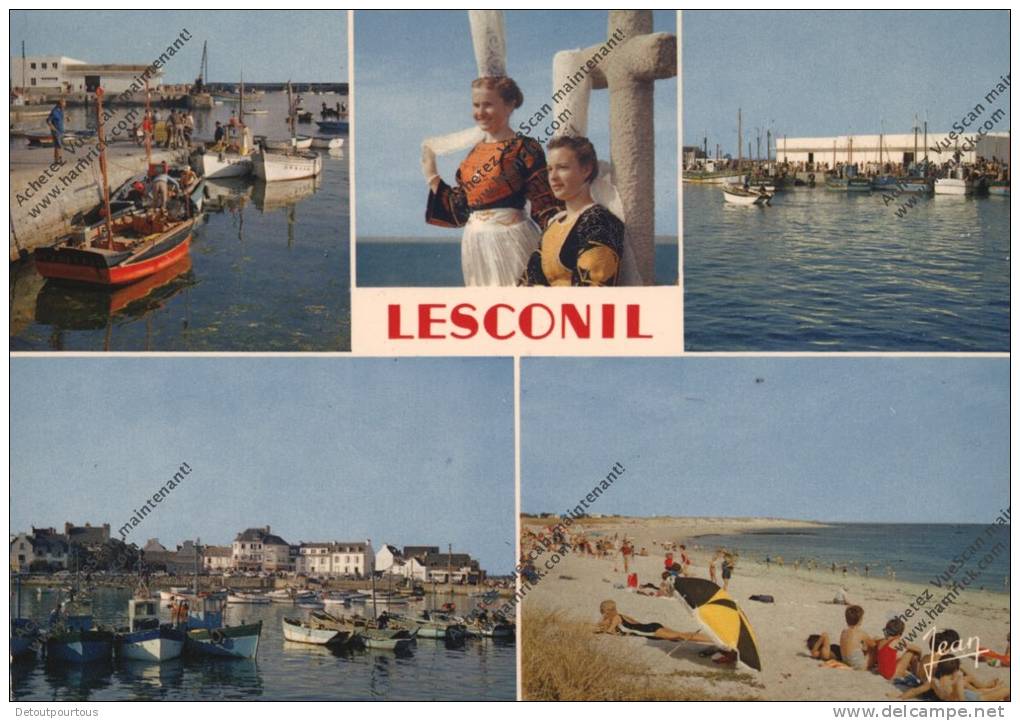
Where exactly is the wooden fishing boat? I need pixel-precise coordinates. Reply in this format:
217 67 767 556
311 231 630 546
35 87 199 288
183 596 262 659
308 610 417 651
721 184 771 206
186 622 262 658
35 213 196 287
253 83 322 182
46 597 115 665
281 616 358 646
115 597 186 662
847 177 872 192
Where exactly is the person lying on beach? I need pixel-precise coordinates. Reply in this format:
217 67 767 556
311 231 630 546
898 656 1010 702
594 600 711 644
807 633 843 662
840 605 876 670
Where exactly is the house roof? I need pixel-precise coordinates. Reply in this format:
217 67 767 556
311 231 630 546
422 553 476 569
203 546 232 558
403 545 440 559
234 527 289 546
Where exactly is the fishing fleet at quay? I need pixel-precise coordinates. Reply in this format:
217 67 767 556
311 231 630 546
11 577 513 666
17 71 346 290
685 110 1010 207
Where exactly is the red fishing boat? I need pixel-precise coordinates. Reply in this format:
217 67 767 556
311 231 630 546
34 85 197 287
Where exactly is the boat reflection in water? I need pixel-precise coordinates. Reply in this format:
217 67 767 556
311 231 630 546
33 256 195 350
253 177 318 213
203 177 255 213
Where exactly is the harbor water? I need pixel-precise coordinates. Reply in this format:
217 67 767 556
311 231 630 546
357 237 679 286
9 93 350 352
694 522 1010 592
10 587 514 701
683 185 1010 351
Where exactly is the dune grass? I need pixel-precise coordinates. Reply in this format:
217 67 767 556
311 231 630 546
522 607 714 701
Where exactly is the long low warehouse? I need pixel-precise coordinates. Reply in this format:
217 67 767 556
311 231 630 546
777 131 1009 166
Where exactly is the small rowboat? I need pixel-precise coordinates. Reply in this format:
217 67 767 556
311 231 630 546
721 184 771 206
263 135 313 151
282 617 355 645
311 136 344 150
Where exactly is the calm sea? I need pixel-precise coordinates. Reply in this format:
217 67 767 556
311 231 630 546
9 587 514 701
694 522 1010 591
683 184 1010 351
10 93 350 351
358 237 679 287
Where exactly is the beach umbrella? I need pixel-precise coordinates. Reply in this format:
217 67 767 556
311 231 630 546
672 576 762 672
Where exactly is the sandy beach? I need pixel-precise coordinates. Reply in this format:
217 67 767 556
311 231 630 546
520 516 1010 701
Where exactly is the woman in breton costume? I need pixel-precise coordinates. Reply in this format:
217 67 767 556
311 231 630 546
421 76 563 286
521 136 625 286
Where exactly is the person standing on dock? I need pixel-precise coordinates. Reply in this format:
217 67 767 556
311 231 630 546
183 110 195 147
46 98 66 163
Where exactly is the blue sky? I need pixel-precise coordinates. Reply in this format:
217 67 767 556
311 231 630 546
9 11 347 83
521 358 1008 524
683 10 1010 156
355 10 678 237
11 358 514 574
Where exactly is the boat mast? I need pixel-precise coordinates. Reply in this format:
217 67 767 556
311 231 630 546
96 88 115 251
287 81 296 145
737 108 742 168
144 78 152 168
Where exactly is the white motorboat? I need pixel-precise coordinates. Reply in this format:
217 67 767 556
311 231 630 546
722 184 771 206
192 125 255 179
252 150 322 182
934 177 973 195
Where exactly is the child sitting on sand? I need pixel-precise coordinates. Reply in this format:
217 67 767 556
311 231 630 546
840 605 876 670
594 600 711 644
875 618 923 681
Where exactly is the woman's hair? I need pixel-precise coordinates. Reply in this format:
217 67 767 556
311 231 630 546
547 135 599 183
884 618 905 637
471 76 524 109
599 600 616 616
806 634 821 651
934 629 960 650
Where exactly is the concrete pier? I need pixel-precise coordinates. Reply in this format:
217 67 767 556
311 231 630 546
9 140 185 261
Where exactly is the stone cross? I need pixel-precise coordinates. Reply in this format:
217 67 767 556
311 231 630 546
568 11 677 284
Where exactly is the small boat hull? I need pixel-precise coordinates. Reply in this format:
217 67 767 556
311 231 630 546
314 121 349 134
281 618 349 645
311 136 344 150
117 627 186 662
988 184 1010 196
227 593 270 605
264 136 313 151
934 178 973 195
35 220 193 287
722 185 770 206
193 151 253 179
186 621 262 659
46 633 115 664
253 151 322 182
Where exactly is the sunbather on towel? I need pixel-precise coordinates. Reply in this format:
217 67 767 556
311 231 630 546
594 600 712 643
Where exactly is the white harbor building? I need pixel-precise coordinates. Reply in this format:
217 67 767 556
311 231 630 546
777 132 1009 167
11 55 162 94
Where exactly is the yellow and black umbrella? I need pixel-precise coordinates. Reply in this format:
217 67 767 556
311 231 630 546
673 577 762 671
